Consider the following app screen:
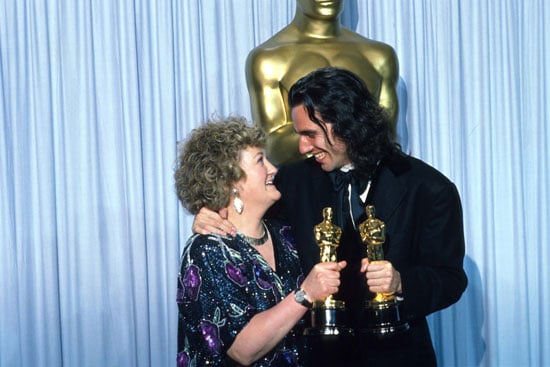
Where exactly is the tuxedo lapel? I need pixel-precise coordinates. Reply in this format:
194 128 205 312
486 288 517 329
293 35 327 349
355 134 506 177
370 157 410 223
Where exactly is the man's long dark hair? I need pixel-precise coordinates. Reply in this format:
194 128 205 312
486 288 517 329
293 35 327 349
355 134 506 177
288 67 401 180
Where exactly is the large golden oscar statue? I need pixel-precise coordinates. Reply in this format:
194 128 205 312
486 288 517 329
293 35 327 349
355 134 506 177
246 0 399 165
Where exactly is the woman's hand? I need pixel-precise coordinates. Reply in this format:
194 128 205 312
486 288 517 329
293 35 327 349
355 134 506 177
300 260 347 302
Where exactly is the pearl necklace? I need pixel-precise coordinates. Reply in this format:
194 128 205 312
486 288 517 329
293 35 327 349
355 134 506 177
238 221 269 246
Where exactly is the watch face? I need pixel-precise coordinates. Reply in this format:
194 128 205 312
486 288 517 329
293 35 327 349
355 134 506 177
295 289 311 307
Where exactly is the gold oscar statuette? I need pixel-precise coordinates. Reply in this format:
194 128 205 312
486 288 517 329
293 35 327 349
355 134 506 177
304 207 353 336
359 205 410 336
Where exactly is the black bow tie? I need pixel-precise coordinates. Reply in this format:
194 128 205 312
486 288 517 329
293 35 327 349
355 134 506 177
329 169 368 194
328 169 368 229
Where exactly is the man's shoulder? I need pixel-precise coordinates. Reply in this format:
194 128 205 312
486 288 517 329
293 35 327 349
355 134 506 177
384 153 456 188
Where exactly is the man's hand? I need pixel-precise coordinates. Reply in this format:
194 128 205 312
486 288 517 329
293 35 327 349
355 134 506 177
361 259 402 295
192 207 237 236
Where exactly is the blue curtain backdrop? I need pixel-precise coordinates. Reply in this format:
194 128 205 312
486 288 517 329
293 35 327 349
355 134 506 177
1 1 548 366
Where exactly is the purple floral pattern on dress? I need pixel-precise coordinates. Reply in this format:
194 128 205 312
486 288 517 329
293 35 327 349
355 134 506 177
225 261 248 286
176 351 189 367
200 319 222 355
253 258 273 290
279 225 297 252
182 264 201 301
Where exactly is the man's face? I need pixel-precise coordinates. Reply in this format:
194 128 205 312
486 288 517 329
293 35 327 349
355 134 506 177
297 0 344 19
292 104 351 172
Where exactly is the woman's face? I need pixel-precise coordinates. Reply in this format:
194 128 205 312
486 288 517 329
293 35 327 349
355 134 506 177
235 146 280 215
297 0 344 19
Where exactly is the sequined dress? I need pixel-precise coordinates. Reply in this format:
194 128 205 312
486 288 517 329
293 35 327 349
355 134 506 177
177 219 305 367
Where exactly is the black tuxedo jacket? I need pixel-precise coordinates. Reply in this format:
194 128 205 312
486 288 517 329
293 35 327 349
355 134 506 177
269 154 467 365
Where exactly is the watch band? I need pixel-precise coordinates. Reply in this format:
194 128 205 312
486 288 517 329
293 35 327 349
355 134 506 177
294 288 313 308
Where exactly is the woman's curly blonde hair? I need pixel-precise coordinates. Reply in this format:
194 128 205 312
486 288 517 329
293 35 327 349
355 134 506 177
174 115 267 214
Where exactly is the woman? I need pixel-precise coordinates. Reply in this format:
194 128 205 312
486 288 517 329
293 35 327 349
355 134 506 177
175 116 345 367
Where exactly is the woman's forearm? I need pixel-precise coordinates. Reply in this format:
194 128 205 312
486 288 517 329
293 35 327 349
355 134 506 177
227 292 307 365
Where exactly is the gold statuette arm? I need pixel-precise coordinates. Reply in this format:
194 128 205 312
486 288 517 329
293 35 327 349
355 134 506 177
373 45 400 132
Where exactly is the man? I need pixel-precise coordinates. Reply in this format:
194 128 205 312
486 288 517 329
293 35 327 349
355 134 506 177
246 0 399 165
194 67 467 366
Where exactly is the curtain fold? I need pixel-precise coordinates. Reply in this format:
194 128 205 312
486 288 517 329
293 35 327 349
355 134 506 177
1 1 548 366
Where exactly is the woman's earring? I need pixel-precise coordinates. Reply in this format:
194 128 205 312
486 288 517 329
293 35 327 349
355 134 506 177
232 188 243 214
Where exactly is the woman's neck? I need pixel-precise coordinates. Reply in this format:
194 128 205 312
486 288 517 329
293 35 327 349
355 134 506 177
227 209 265 238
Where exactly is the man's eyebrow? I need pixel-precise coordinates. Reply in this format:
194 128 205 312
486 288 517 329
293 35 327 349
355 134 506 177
295 128 317 135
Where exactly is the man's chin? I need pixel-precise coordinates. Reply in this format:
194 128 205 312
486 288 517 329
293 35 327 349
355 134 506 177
319 162 335 172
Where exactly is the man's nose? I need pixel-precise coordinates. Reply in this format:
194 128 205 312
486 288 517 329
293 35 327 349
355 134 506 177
298 135 312 154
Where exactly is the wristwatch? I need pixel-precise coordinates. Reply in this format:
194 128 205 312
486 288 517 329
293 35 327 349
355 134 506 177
294 288 312 308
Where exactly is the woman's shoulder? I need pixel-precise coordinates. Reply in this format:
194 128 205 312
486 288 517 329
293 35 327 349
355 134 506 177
181 233 233 260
